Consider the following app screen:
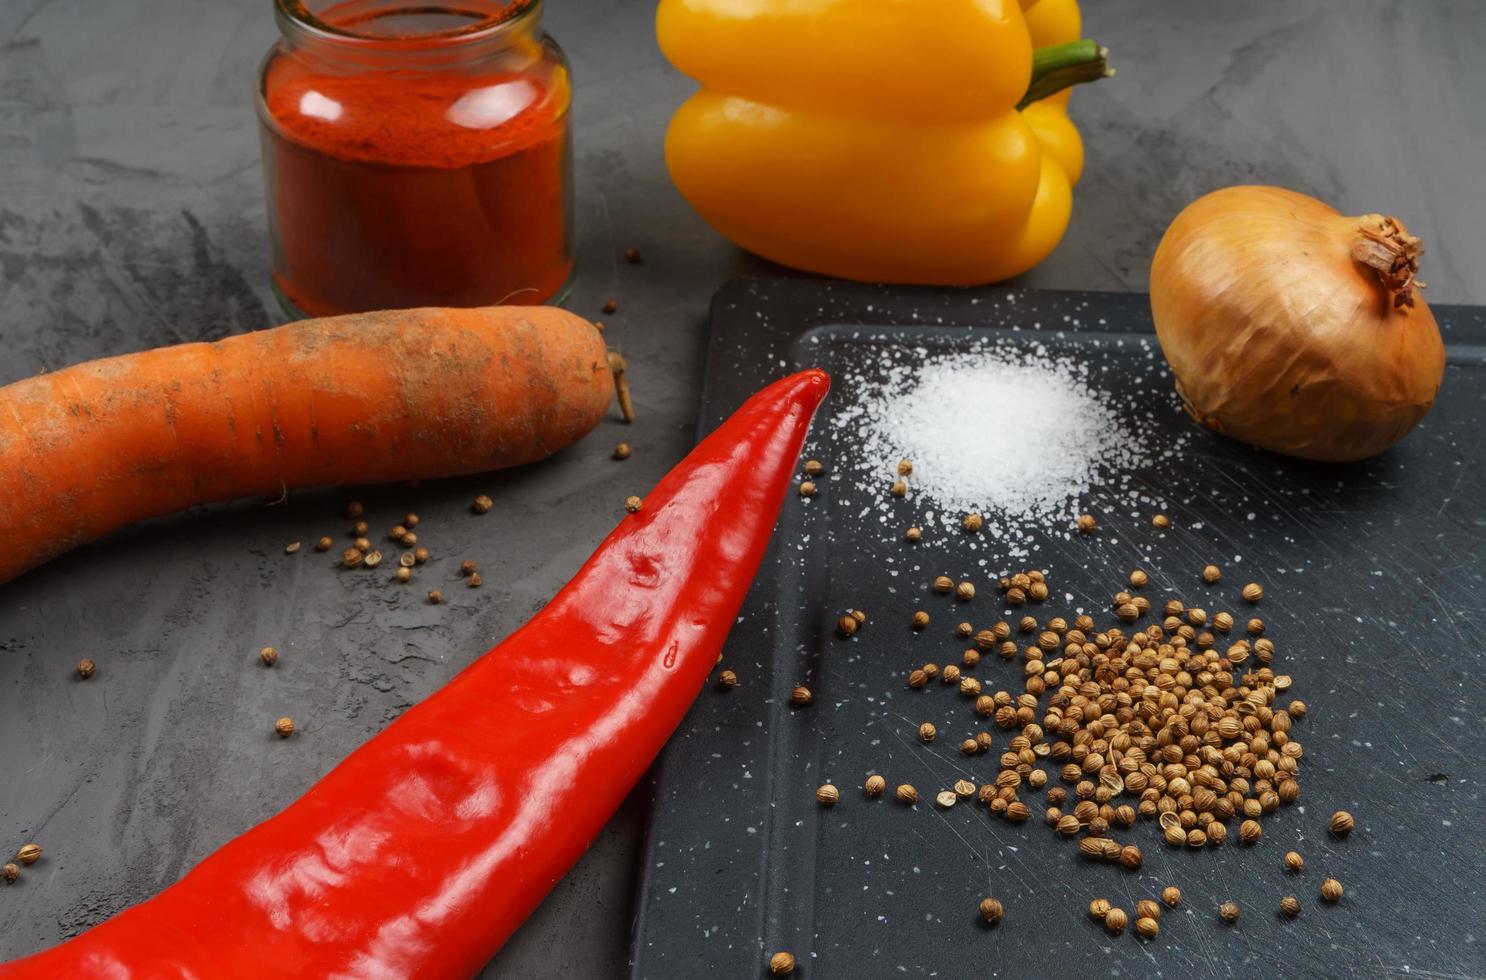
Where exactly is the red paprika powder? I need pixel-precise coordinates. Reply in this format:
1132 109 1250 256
257 0 573 318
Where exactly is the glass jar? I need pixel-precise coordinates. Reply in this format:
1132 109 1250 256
257 0 573 318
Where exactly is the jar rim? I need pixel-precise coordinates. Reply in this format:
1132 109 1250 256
275 0 538 48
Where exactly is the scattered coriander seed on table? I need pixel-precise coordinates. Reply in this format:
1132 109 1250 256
1089 898 1111 920
798 481 817 498
897 458 913 475
911 610 930 630
895 784 918 804
935 790 958 808
954 779 977 799
962 512 983 533
315 536 333 552
414 546 430 564
978 897 1004 925
76 658 96 679
259 647 278 667
624 495 644 513
1162 886 1181 908
1321 878 1343 902
403 513 418 528
353 520 370 537
613 442 631 460
1077 514 1096 534
2 863 17 883
623 246 642 264
905 525 922 542
1284 851 1304 872
803 459 823 477
428 589 443 605
890 478 907 497
1105 908 1128 934
865 774 886 797
16 844 42 865
1219 901 1240 924
363 550 383 569
934 575 954 593
717 669 737 689
395 566 412 583
274 717 295 738
390 525 407 541
956 581 976 600
1152 514 1170 529
472 494 493 514
1280 896 1301 918
601 298 618 315
1202 564 1221 583
850 609 866 623
468 572 482 588
1129 569 1148 588
838 614 858 638
815 784 840 806
341 548 364 568
285 541 301 554
918 721 936 743
769 951 795 975
345 500 364 519
1136 899 1162 921
790 686 813 706
1242 582 1264 602
353 537 372 553
460 559 477 576
1136 916 1159 939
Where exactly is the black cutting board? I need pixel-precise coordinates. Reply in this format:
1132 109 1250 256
630 278 1486 979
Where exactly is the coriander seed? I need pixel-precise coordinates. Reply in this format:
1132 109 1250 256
1329 810 1354 836
259 646 278 667
838 615 858 638
896 784 918 804
472 494 493 514
1320 878 1343 903
460 559 477 577
816 784 840 806
274 717 295 738
718 669 738 688
1284 851 1304 872
905 526 922 542
353 536 372 553
399 551 417 568
1119 845 1142 870
865 774 886 797
400 532 417 547
1137 899 1161 921
468 572 482 588
1289 699 1308 718
1136 916 1159 939
1239 819 1262 845
918 721 936 743
1105 907 1128 935
1242 582 1264 602
1162 886 1182 908
911 610 930 630
315 536 333 552
403 513 418 528
15 843 41 865
1129 569 1149 588
76 658 96 679
2 863 17 884
934 575 954 593
791 686 813 706
395 566 412 583
624 495 644 513
1152 514 1170 529
935 790 958 809
363 550 383 568
956 581 976 601
613 442 632 460
414 546 430 564
962 512 983 533
390 525 407 541
798 481 816 498
1279 895 1301 918
342 547 364 568
891 479 907 497
1089 898 1112 920
345 500 364 519
1077 514 1096 534
978 897 1004 925
769 951 796 975
601 298 618 315
1202 564 1221 583
803 459 824 477
428 589 443 604
285 541 301 554
353 520 371 537
897 458 913 476
956 621 974 638
1219 901 1240 924
960 738 979 755
624 247 642 264
851 609 866 623
909 669 928 689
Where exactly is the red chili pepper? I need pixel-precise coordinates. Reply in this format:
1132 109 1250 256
0 369 830 979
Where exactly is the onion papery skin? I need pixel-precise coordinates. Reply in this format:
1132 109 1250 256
1150 185 1445 463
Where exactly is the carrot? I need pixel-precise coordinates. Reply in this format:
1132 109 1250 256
0 306 617 585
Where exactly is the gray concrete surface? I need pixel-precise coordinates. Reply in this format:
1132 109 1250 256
0 1 1482 976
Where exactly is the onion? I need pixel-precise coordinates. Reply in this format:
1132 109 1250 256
1149 185 1445 462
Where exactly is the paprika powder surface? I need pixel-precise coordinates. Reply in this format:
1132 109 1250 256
258 0 574 318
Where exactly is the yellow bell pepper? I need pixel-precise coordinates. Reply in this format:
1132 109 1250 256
657 0 1107 285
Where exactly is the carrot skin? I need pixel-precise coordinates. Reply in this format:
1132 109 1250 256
0 306 612 584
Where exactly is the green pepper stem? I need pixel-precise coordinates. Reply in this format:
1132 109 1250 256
1018 40 1113 110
